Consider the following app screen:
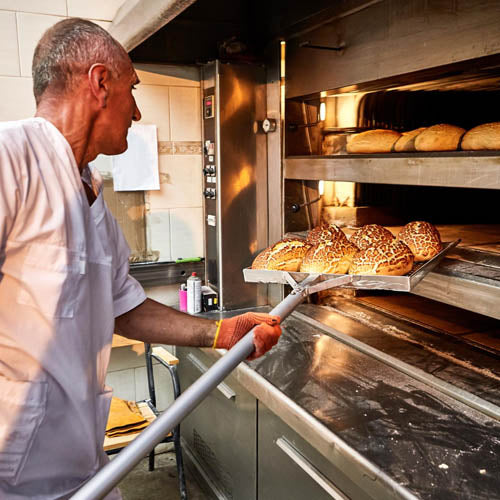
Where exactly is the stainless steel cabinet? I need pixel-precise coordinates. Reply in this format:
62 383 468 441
177 347 257 500
258 403 371 500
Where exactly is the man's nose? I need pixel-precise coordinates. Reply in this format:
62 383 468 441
132 100 141 122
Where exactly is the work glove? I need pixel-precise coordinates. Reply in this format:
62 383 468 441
213 312 281 360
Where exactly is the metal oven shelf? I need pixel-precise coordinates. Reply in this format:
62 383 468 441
284 152 500 189
412 251 500 321
244 241 459 293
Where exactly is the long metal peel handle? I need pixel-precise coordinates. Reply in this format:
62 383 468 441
71 286 311 500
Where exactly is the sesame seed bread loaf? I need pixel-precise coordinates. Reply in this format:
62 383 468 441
393 127 426 152
346 129 402 154
349 240 414 276
398 221 442 262
414 124 465 152
251 238 312 271
307 223 348 245
300 239 359 274
461 122 500 150
350 224 396 251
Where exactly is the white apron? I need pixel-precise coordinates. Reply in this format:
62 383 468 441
0 118 146 499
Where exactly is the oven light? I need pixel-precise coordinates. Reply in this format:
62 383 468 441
319 102 326 121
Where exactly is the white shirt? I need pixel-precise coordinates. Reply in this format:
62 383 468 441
0 118 146 499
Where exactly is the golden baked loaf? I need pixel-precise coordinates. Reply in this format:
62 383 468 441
346 129 402 154
251 247 272 270
349 240 414 276
461 122 500 150
398 221 442 262
349 224 395 251
414 124 465 151
300 239 358 274
307 223 348 245
393 127 426 152
251 238 312 271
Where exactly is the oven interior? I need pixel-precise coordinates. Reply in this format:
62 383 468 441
283 56 500 380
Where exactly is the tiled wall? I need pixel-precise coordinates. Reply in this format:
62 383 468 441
134 63 204 263
0 3 204 406
0 2 121 119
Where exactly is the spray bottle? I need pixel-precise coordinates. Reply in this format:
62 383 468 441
186 272 202 314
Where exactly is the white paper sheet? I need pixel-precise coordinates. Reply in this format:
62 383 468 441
111 124 160 191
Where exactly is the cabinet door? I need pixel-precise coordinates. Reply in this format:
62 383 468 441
177 347 256 500
258 403 372 500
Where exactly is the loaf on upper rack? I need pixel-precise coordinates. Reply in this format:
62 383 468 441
393 127 426 152
461 122 500 150
398 221 442 262
346 129 402 154
251 238 312 272
349 240 414 276
414 124 465 151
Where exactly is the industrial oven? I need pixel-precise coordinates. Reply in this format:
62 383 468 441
176 2 500 499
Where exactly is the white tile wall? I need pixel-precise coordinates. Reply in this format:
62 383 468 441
92 20 111 31
169 87 202 141
144 285 180 307
106 368 136 401
0 1 67 16
0 11 20 76
134 84 170 141
0 76 35 119
17 12 65 76
135 365 174 412
170 207 204 260
67 0 125 21
108 343 146 372
146 210 172 262
148 155 203 210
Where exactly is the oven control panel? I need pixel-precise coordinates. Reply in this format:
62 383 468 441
203 140 217 198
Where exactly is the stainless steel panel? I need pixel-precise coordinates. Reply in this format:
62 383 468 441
413 270 500 320
293 310 500 421
258 402 376 500
202 62 268 310
177 346 257 500
266 41 285 307
129 260 204 287
285 0 500 98
284 155 500 190
275 437 349 500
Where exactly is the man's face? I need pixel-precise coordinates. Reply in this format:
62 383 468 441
98 59 141 155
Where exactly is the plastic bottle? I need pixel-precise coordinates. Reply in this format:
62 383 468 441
186 272 202 314
179 284 187 312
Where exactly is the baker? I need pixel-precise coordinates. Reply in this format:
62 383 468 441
0 18 281 499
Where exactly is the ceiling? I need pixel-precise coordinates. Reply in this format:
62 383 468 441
129 0 354 65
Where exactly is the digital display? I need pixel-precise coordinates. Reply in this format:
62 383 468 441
204 94 214 119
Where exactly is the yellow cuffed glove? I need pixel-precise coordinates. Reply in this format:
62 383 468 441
213 312 282 360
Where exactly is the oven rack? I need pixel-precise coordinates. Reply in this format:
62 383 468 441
284 153 500 190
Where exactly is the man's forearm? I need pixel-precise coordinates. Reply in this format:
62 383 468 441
115 298 217 347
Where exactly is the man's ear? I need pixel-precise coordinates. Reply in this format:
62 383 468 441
88 63 109 108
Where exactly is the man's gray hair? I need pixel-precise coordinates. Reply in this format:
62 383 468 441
32 18 128 105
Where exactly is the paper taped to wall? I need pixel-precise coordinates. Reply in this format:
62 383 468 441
112 124 160 191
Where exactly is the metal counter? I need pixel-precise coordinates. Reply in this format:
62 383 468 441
194 305 500 500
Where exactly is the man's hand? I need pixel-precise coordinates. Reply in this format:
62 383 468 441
214 312 281 360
